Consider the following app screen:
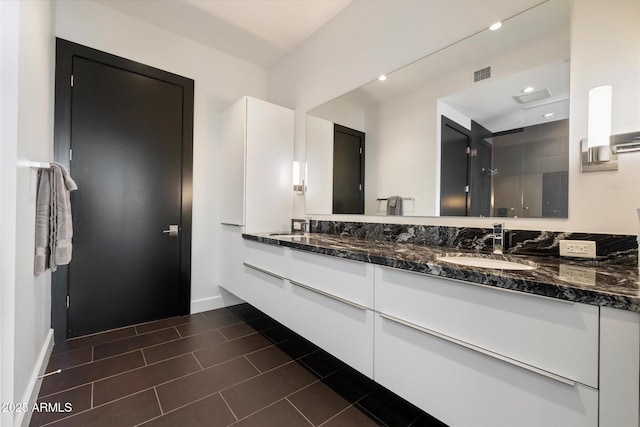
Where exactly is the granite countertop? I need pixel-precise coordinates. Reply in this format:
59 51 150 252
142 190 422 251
243 232 640 313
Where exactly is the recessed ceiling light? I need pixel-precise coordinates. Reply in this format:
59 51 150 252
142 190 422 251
543 112 554 118
489 22 502 31
522 86 535 93
378 75 387 81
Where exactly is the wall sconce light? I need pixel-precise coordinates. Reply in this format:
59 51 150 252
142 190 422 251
581 85 618 172
293 161 306 194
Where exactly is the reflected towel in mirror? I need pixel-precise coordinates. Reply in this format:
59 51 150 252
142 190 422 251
386 196 403 216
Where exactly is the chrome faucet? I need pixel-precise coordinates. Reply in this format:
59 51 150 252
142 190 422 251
489 223 504 254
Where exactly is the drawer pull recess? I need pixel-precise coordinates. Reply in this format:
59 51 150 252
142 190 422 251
289 280 368 311
221 222 243 227
243 262 285 281
379 312 576 387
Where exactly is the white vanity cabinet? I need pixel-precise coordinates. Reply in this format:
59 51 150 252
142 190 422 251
374 266 599 427
287 249 375 377
219 97 293 298
236 238 640 427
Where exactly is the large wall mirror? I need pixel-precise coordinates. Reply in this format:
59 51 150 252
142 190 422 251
306 0 570 218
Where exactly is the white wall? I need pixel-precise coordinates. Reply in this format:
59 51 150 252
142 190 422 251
55 0 268 313
1 1 56 426
270 0 640 235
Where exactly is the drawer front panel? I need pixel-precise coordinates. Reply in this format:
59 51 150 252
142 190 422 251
243 240 288 277
288 279 374 378
375 266 599 387
289 249 374 309
220 225 245 300
242 262 290 326
375 313 598 427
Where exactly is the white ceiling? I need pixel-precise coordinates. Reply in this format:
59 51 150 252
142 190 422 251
314 0 570 133
96 0 352 68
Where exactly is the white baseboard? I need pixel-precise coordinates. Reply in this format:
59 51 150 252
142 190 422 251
17 328 54 427
190 291 244 314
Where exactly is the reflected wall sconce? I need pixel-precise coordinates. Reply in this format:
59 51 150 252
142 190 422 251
293 161 306 194
581 85 640 172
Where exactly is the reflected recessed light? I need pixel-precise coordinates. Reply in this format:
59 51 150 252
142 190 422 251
378 75 387 81
489 22 502 31
523 86 535 93
543 112 554 118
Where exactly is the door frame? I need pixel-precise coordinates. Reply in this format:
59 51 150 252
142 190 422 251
52 39 194 342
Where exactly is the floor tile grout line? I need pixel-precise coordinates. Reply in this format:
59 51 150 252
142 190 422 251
34 382 91 402
317 404 356 427
285 396 315 426
45 344 141 376
219 392 239 422
230 396 296 424
174 319 245 340
243 355 262 374
153 386 164 414
351 392 388 426
193 352 205 371
90 382 94 409
141 348 148 366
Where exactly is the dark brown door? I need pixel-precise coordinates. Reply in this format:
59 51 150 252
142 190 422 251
440 116 470 216
333 124 365 214
54 39 193 339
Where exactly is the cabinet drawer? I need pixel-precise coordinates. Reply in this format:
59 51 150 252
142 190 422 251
242 262 290 327
375 266 599 387
288 279 374 378
375 313 598 427
243 240 288 278
220 225 245 300
289 249 374 309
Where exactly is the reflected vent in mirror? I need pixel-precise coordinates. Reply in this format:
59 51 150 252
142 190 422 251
474 66 491 82
513 88 551 104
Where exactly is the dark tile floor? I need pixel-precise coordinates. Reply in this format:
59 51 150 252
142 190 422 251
31 303 447 427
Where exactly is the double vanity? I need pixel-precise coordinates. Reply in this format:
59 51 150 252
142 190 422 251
220 223 640 427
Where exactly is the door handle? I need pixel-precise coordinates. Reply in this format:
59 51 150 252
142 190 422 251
162 225 179 237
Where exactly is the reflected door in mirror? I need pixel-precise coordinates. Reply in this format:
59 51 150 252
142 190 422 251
333 124 365 214
440 117 470 216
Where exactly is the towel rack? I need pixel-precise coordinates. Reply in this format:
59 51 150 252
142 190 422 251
377 197 415 201
29 162 51 169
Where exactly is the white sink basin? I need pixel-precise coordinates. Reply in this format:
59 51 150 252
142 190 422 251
436 254 536 271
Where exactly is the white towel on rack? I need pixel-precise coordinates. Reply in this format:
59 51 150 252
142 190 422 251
34 169 51 274
386 196 403 216
34 163 78 275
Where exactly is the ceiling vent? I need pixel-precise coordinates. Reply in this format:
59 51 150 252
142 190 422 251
473 66 491 82
513 88 551 104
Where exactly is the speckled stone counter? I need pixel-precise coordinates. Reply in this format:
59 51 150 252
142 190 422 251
243 232 640 313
